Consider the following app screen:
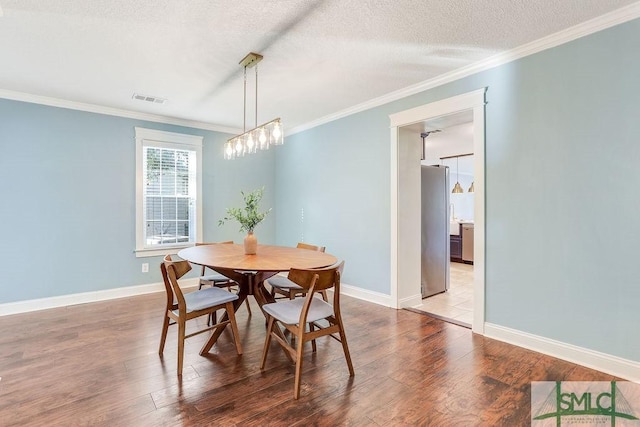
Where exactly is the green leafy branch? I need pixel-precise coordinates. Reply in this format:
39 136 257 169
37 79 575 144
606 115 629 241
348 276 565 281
218 188 271 233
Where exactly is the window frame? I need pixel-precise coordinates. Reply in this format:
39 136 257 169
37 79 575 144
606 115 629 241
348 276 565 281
134 127 203 258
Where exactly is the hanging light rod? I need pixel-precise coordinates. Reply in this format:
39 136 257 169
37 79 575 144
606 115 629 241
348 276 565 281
224 52 283 160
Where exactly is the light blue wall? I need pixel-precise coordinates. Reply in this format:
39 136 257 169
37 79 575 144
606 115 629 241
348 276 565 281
276 18 640 361
0 100 275 303
275 113 391 293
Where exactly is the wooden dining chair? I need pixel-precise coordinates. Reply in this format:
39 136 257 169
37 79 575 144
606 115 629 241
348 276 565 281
159 254 243 376
197 241 251 317
260 261 353 399
266 242 328 301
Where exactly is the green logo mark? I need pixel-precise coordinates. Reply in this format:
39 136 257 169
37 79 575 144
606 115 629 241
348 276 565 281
533 381 639 426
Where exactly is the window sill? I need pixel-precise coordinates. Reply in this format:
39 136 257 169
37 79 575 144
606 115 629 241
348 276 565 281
134 245 192 258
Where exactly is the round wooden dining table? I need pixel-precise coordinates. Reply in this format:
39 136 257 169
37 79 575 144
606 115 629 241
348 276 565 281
178 243 337 279
178 243 337 350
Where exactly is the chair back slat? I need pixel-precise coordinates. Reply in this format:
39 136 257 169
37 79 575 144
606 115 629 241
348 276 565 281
331 261 346 316
160 260 175 307
288 268 331 292
162 254 192 308
288 260 344 292
296 242 326 253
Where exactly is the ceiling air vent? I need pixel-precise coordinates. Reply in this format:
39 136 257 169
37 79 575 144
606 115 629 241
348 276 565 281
132 93 167 104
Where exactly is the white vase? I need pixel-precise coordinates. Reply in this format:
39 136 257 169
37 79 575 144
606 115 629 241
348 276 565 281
244 231 257 255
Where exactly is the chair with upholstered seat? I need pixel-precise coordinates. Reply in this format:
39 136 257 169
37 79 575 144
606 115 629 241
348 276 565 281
266 242 327 301
159 254 243 376
197 242 251 317
260 261 353 399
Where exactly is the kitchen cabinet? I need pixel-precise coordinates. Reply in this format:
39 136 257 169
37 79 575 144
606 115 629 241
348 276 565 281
451 222 474 263
462 223 474 263
450 222 462 261
450 235 462 261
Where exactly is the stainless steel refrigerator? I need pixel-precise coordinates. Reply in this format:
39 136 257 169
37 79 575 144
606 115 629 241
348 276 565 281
421 165 450 298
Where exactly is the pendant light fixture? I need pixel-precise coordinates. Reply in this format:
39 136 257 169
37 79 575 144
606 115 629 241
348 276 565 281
452 156 464 193
224 52 283 160
468 181 475 192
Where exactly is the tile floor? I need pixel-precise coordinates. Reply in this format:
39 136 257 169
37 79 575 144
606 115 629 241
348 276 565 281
413 261 474 327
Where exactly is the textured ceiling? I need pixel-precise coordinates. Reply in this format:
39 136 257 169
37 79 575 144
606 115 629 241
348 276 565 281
0 0 637 132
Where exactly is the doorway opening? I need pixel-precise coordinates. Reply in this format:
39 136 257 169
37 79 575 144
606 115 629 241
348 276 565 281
389 88 486 334
404 114 475 326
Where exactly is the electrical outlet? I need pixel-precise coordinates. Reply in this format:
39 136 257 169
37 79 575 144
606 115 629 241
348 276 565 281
141 263 149 273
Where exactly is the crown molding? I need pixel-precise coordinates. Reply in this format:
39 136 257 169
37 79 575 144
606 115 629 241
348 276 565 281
0 88 241 135
288 2 640 135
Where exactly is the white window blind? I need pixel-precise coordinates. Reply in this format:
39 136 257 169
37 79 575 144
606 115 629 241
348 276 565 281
135 128 202 257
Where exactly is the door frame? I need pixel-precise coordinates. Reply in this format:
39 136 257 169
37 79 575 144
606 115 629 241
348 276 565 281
389 88 486 334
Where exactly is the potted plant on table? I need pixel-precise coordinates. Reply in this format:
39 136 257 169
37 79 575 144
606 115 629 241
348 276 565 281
218 187 271 255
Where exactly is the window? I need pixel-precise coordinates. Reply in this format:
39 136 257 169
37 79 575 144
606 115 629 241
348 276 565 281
135 127 202 257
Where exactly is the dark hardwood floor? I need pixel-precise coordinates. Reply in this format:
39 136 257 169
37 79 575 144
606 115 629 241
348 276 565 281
0 290 617 426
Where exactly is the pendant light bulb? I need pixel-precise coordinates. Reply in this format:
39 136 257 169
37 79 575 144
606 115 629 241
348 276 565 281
273 121 282 140
247 133 255 150
259 128 267 144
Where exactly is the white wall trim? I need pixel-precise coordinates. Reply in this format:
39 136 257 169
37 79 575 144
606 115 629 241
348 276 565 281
340 283 392 308
134 127 204 147
471 105 486 334
0 88 240 134
288 2 640 136
0 278 199 317
389 126 400 309
134 127 203 255
389 89 486 127
389 88 487 334
485 323 640 383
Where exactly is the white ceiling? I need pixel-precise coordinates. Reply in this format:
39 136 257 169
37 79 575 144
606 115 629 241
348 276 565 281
0 0 637 132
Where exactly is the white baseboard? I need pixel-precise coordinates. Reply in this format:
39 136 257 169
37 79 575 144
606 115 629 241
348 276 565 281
484 323 640 383
0 278 383 316
339 283 392 307
0 278 199 317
